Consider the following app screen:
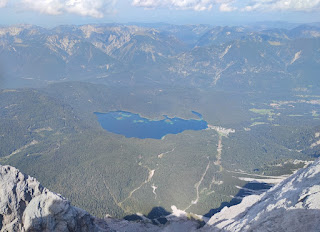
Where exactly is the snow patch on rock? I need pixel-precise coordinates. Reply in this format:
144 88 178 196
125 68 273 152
290 51 302 65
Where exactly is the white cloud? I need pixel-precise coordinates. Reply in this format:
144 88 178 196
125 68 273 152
219 3 236 12
2 0 319 18
22 0 63 15
132 0 240 12
0 0 8 8
131 0 160 8
132 0 320 12
243 0 320 12
65 0 109 17
21 0 117 18
132 0 218 11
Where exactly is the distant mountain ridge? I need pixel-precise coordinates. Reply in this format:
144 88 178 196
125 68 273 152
0 23 319 90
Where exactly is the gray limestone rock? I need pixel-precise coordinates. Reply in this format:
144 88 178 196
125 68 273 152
0 165 108 232
203 158 320 232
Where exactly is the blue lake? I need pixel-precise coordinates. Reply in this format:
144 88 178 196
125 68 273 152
94 111 208 139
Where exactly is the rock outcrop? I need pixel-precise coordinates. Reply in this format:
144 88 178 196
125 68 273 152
203 158 320 231
1 158 320 232
0 165 106 232
0 165 198 232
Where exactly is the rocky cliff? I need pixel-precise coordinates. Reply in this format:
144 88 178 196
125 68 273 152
202 158 320 231
0 165 198 232
0 165 107 232
1 159 320 232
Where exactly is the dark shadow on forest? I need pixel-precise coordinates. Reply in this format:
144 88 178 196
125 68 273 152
122 182 272 227
204 182 272 218
123 206 206 229
124 206 171 225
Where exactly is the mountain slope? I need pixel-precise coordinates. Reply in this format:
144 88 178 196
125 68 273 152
1 24 319 90
203 158 320 231
1 158 320 231
0 164 199 231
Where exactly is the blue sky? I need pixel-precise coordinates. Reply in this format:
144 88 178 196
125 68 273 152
0 0 319 26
